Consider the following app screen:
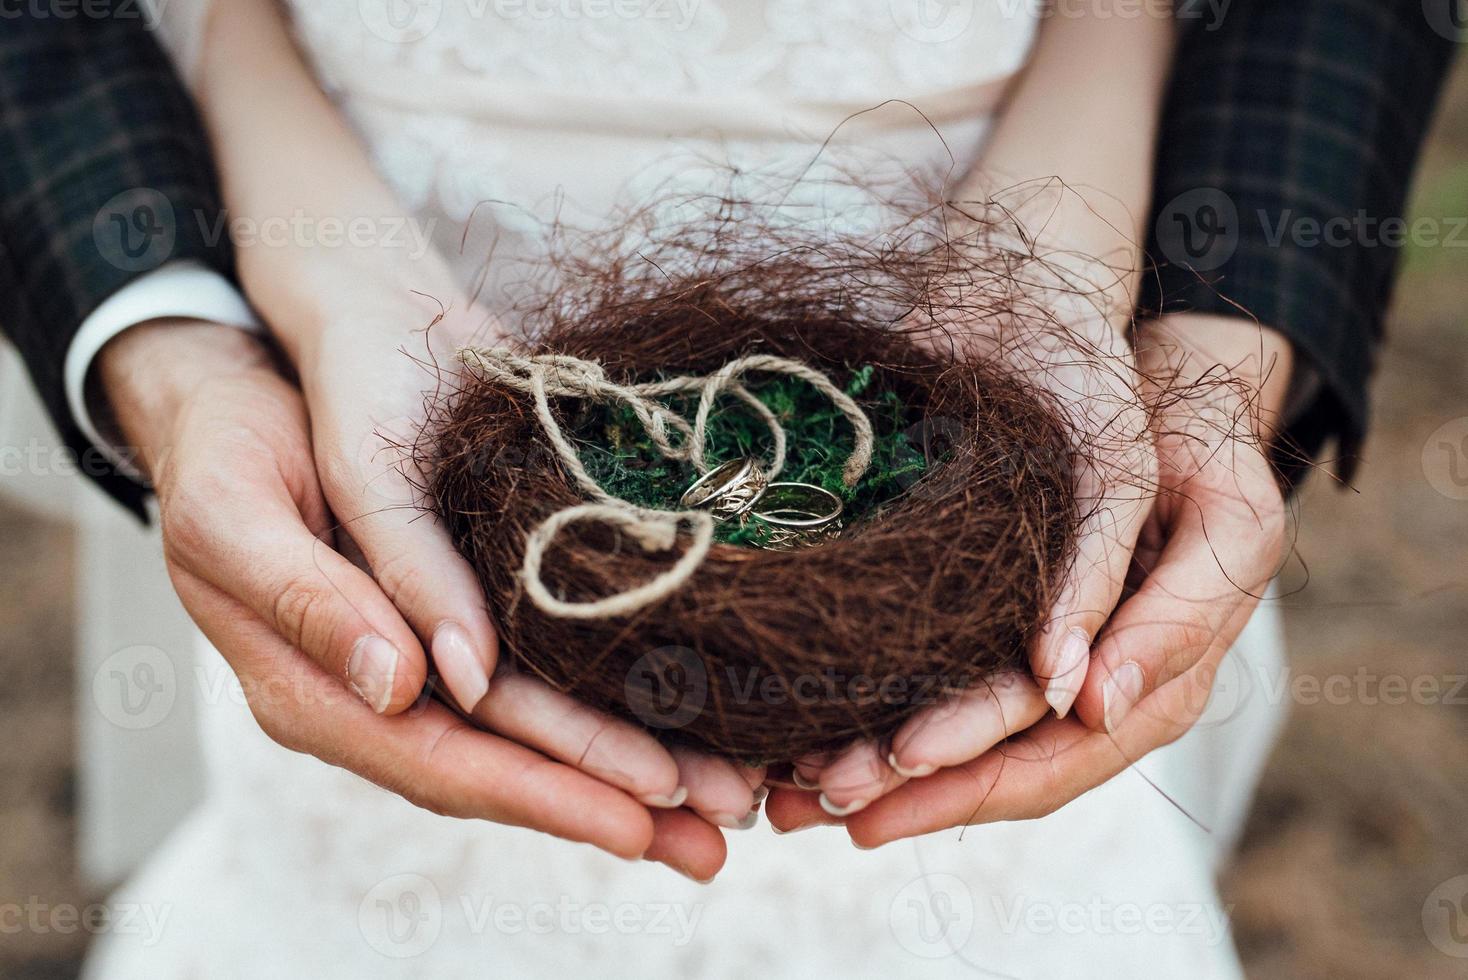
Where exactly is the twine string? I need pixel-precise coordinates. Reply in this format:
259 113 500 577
456 346 875 618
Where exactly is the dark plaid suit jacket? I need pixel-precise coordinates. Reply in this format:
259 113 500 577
0 0 1459 511
1145 0 1460 481
0 2 232 515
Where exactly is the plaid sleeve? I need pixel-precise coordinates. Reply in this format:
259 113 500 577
0 3 234 517
1143 0 1459 482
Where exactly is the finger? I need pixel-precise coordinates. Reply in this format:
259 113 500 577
849 645 1236 847
761 763 805 790
471 672 684 806
791 751 832 790
163 452 429 716
736 762 769 792
1029 472 1153 719
1072 473 1284 734
815 740 905 816
643 808 728 883
764 788 838 834
322 420 499 715
851 715 1109 846
887 671 1051 776
176 573 657 859
1009 322 1155 720
669 746 761 830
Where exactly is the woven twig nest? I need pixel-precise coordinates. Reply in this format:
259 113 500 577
426 297 1078 763
417 183 1098 763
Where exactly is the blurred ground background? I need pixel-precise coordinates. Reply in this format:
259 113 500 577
3 56 1468 980
1218 58 1468 979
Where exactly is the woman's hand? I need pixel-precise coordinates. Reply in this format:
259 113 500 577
98 319 745 880
186 0 764 839
798 0 1182 816
802 235 1158 814
772 314 1292 841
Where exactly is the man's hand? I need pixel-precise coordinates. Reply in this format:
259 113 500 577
96 319 743 880
775 314 1291 839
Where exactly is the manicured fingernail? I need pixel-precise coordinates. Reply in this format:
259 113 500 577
712 810 759 830
771 822 814 835
752 785 769 805
1102 660 1145 733
347 635 399 713
432 621 489 713
640 786 689 809
1044 628 1091 719
673 866 714 884
853 839 878 851
886 752 936 779
818 793 869 817
792 770 819 791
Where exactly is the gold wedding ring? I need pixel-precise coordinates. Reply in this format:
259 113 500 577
747 482 844 551
679 456 769 523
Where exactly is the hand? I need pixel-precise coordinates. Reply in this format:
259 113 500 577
179 0 760 861
801 214 1159 814
98 319 745 880
244 249 761 830
770 314 1292 842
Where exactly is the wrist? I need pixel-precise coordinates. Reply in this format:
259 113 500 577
97 319 274 479
1133 314 1296 441
244 244 465 365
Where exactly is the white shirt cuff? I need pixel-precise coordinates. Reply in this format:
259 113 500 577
64 261 261 482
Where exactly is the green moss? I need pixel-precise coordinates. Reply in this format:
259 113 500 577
567 366 930 545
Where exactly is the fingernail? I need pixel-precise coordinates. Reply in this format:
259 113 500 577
673 866 714 884
347 635 400 714
792 770 819 791
711 810 760 830
771 822 815 835
853 839 878 851
886 751 936 780
641 786 689 809
818 793 869 817
1044 628 1091 720
432 621 489 713
1102 660 1145 733
752 785 769 805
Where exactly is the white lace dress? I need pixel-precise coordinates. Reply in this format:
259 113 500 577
86 3 1287 976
